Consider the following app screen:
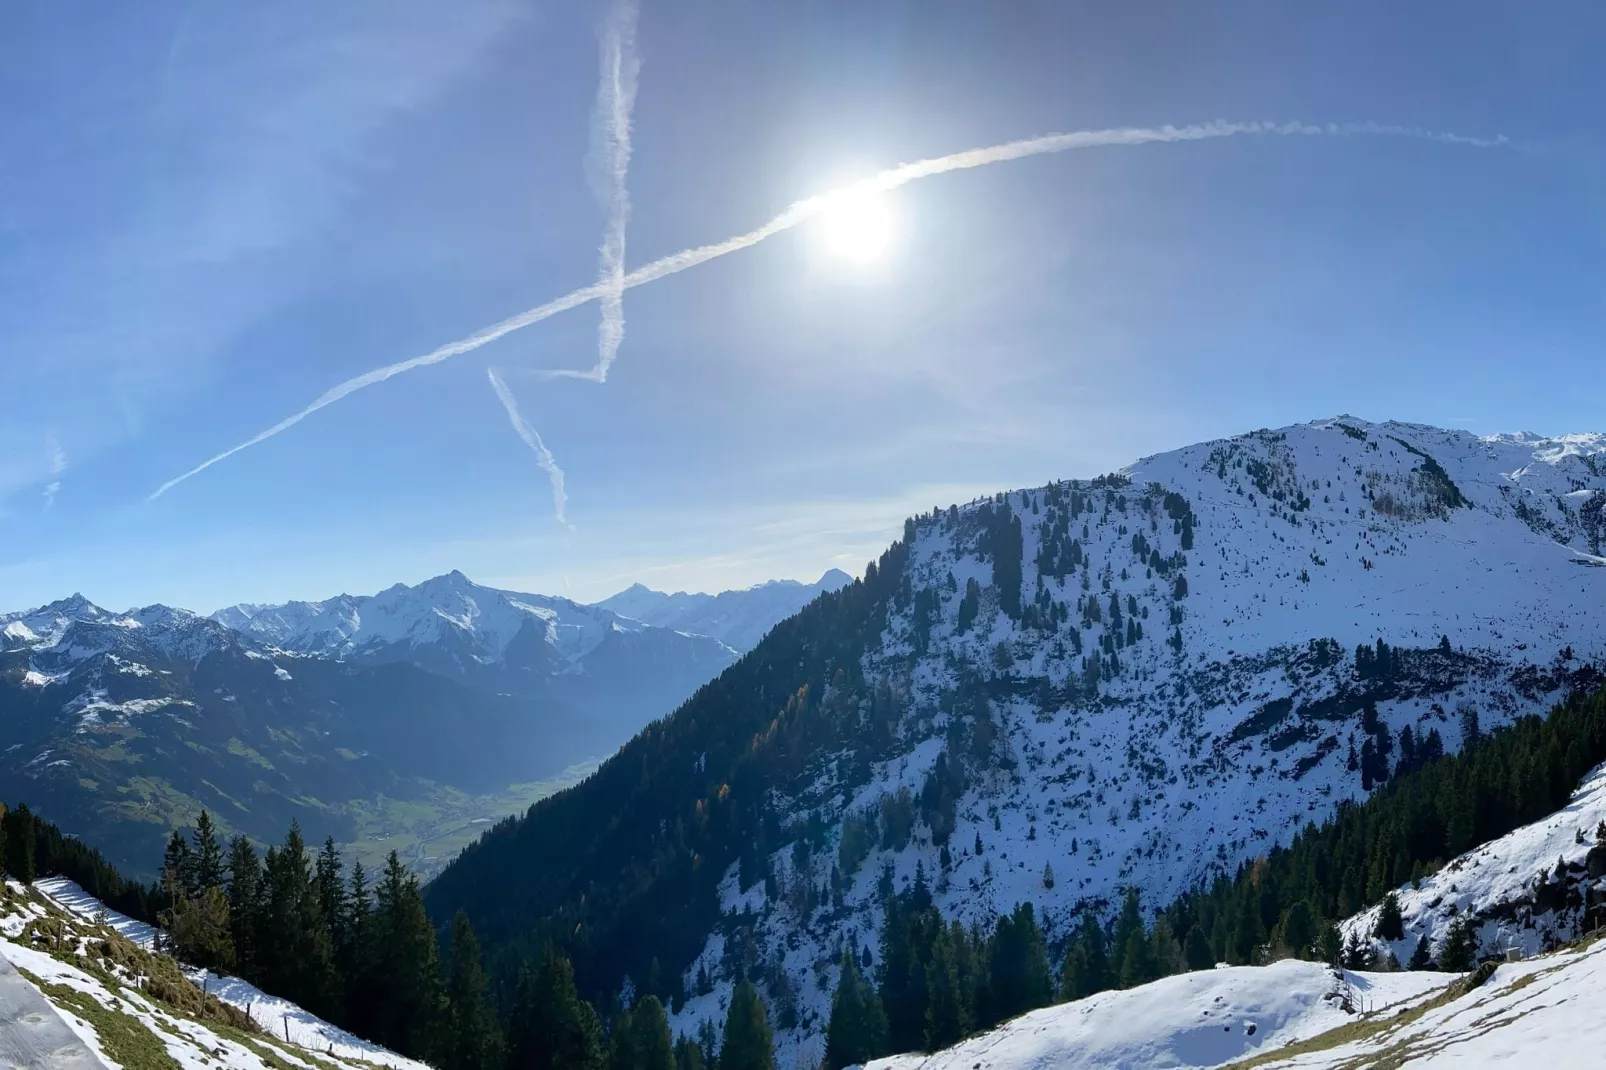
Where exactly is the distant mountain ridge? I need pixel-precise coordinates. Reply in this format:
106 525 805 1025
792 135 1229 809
3 568 853 876
595 569 854 652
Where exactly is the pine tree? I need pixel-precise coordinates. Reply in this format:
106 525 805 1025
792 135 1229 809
672 1035 706 1070
316 838 348 956
191 811 225 892
259 823 341 1021
1437 918 1476 972
1408 935 1433 970
1317 924 1343 968
720 980 775 1070
985 903 1052 1021
507 948 605 1070
4 804 36 885
824 951 887 1070
1183 923 1214 971
609 1007 638 1070
163 885 235 972
1060 910 1109 1001
371 851 444 1060
923 924 969 1051
629 996 675 1070
162 829 195 899
225 836 261 978
1374 892 1405 942
445 912 502 1070
1281 900 1316 959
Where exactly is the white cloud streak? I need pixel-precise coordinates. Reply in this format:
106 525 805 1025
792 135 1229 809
570 0 640 385
150 119 1504 500
486 367 570 526
42 433 67 510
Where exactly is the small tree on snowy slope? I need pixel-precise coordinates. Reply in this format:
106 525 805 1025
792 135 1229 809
1374 892 1405 942
720 981 776 1070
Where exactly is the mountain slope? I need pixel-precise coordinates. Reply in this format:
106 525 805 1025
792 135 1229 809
864 937 1606 1070
2 876 429 1070
594 569 854 652
423 416 1605 1059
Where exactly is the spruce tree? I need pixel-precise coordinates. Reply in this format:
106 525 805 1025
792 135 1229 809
445 912 502 1070
609 1007 638 1070
1437 918 1476 972
371 851 444 1060
1408 935 1433 971
225 836 261 978
1060 910 1109 1001
824 952 887 1070
507 948 605 1070
630 996 675 1070
985 903 1052 1021
1183 923 1214 971
162 829 194 899
1374 892 1405 942
5 804 36 885
720 981 775 1070
923 925 968 1051
192 811 225 891
1281 900 1316 959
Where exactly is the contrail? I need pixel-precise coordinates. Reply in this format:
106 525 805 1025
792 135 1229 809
565 0 639 385
150 119 1504 500
486 367 570 526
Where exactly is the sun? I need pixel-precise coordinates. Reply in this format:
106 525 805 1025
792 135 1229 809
814 186 896 266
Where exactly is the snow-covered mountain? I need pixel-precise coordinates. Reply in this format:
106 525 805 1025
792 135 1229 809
0 574 745 875
423 415 1606 1064
594 569 855 652
214 568 738 691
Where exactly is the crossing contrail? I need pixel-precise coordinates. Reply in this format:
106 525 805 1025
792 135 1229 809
487 367 569 526
149 119 1504 501
563 0 639 384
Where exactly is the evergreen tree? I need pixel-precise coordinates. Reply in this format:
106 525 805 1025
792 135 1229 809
1060 910 1109 1001
1281 900 1316 959
162 829 194 899
259 823 341 1021
371 851 444 1060
825 952 887 1070
672 1035 706 1070
1437 918 1476 972
1316 924 1343 968
191 811 225 892
985 903 1052 1021
4 804 36 885
225 836 262 981
629 997 675 1070
342 860 374 1034
445 912 502 1070
1408 935 1433 971
316 838 348 955
609 1007 638 1070
1183 923 1214 971
923 925 969 1051
719 981 775 1070
507 948 605 1070
1374 892 1405 942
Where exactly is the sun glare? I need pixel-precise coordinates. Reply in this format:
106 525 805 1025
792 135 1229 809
815 186 896 266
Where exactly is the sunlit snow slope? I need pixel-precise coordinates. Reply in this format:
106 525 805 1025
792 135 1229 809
664 417 1605 1063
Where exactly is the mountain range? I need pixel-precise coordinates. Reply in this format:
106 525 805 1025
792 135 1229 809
419 416 1606 1065
0 570 845 875
595 570 854 652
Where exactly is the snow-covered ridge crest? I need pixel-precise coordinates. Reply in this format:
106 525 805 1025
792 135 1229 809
213 568 689 668
662 415 1605 1064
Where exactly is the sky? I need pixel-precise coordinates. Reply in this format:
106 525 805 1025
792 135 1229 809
2 0 1604 614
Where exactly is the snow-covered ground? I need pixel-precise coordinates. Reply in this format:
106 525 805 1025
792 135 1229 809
1342 760 1606 965
28 878 430 1070
866 960 1448 1070
863 937 1606 1070
663 417 1606 1062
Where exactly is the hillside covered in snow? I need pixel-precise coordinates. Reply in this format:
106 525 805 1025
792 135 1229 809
423 416 1606 1063
595 570 855 652
0 876 428 1070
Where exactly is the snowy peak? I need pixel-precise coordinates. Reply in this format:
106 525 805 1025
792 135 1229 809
593 568 857 652
212 571 634 667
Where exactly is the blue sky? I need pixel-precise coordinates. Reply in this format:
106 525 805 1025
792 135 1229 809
2 1 1603 613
